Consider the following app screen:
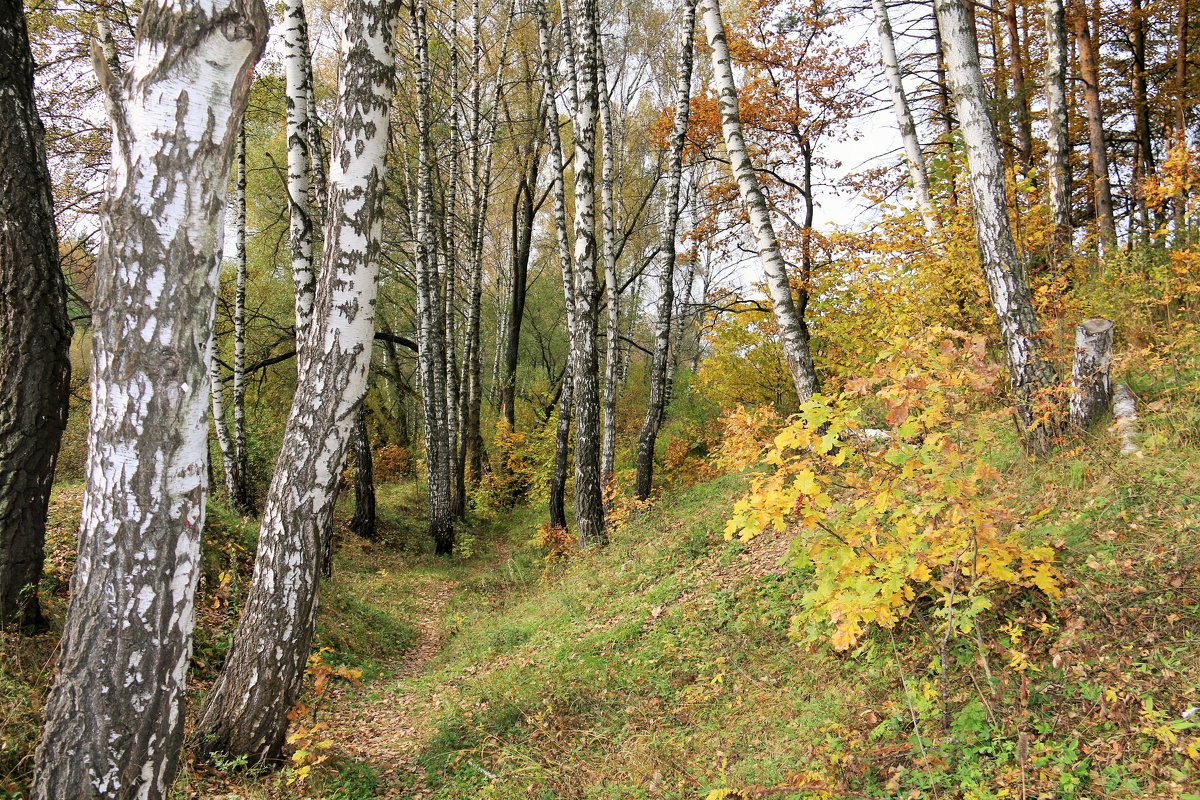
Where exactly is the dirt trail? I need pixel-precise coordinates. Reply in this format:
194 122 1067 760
325 570 454 796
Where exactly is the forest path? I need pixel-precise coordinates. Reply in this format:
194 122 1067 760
321 518 515 797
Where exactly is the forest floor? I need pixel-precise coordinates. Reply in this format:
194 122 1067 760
3 381 1200 799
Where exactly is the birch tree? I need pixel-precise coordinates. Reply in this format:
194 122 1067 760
284 0 318 361
0 0 73 633
30 0 267 794
699 0 820 403
195 0 398 761
598 43 620 488
539 0 577 530
634 0 696 501
933 0 1061 453
570 0 607 545
412 0 456 553
1044 0 1071 250
870 0 938 239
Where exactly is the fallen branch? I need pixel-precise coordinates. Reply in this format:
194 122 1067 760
1113 383 1141 456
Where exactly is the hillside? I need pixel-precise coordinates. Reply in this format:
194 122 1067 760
7 373 1194 799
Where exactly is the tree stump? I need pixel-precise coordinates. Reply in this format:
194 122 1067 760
1070 318 1114 430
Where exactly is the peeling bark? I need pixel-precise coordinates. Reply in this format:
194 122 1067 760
194 0 396 762
31 0 267 794
935 0 1061 453
570 0 607 546
1044 0 1072 251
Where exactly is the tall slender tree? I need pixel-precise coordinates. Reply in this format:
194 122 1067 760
634 0 696 501
1044 0 1072 251
934 0 1061 453
0 0 73 633
1072 2 1118 250
31 0 267 793
195 0 398 761
598 42 620 489
570 0 607 545
870 0 938 238
699 0 820 403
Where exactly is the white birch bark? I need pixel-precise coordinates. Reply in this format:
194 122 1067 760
598 41 619 488
570 0 606 545
539 0 577 529
870 0 937 238
31 0 267 794
209 333 238 503
699 0 819 402
635 0 695 501
413 0 455 553
934 0 1060 452
194 0 397 761
1043 0 1071 249
284 0 317 362
232 123 251 510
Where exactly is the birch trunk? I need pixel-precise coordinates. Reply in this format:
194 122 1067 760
1072 6 1117 251
934 0 1061 453
231 125 253 511
870 0 937 238
571 0 607 545
634 0 695 501
284 0 317 360
1044 0 1072 250
598 44 620 488
209 335 239 505
31 0 267 794
539 0 577 531
194 0 396 761
700 0 820 403
413 0 455 554
0 0 72 633
1069 318 1113 430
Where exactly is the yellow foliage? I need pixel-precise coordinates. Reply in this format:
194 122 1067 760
723 328 1061 651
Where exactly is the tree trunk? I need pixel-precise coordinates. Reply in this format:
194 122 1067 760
1130 0 1155 242
634 0 696 502
700 0 820 403
31 0 267 794
231 125 253 511
350 403 377 539
934 0 1061 453
871 0 937 239
1006 0 1034 172
1069 318 1113 430
500 174 535 431
193 0 395 763
571 0 607 546
1044 0 1072 252
209 335 240 506
1072 5 1118 251
1175 0 1189 242
598 43 620 490
539 0 577 531
284 0 317 361
0 0 73 634
412 0 455 554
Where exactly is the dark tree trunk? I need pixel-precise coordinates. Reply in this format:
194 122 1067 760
500 173 535 431
194 0 396 763
0 0 72 634
1073 4 1118 250
634 0 696 501
31 0 267 794
350 403 376 539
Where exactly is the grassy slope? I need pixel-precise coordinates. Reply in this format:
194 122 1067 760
4 385 1199 800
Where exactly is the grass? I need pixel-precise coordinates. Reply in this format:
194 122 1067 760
5 350 1199 799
